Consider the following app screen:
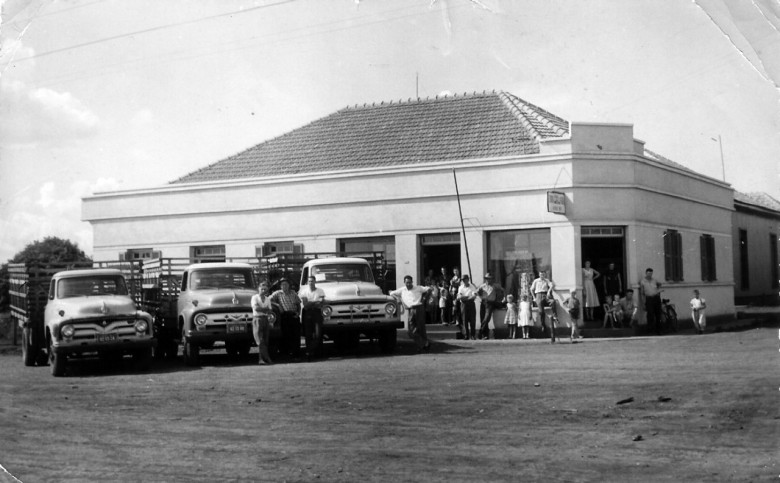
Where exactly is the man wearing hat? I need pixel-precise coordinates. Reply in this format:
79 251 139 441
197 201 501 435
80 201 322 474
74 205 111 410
477 272 504 340
271 277 302 359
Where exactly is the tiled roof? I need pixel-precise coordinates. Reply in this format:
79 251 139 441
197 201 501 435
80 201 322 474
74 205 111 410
643 149 702 176
171 91 570 184
734 191 780 213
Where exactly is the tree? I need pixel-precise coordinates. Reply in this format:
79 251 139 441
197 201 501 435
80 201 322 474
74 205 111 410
10 237 92 264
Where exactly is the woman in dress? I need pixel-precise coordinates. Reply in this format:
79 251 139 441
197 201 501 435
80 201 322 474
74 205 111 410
582 260 601 321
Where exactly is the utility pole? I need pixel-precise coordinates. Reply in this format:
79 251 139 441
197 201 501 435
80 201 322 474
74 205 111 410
712 135 726 181
452 169 472 279
416 72 419 99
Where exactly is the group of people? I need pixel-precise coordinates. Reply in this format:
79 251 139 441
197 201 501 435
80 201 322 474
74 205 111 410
249 264 709 364
250 275 326 365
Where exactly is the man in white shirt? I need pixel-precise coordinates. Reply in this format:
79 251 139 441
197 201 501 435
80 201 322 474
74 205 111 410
390 275 432 352
299 275 326 359
639 268 662 335
457 274 478 340
530 271 554 333
477 273 504 340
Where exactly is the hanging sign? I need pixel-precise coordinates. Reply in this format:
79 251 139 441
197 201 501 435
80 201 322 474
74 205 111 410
547 191 566 214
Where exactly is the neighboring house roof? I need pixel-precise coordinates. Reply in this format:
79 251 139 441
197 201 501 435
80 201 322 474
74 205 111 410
734 191 780 216
642 149 703 177
171 91 570 184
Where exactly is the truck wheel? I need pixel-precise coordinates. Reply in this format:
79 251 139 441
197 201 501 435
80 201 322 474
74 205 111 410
183 338 200 366
22 327 37 367
378 328 398 353
134 348 153 371
49 338 66 377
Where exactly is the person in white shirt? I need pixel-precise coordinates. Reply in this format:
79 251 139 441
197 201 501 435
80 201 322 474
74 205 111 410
457 275 478 340
530 271 554 333
250 281 274 365
299 275 326 359
390 276 432 352
639 268 662 335
690 289 706 334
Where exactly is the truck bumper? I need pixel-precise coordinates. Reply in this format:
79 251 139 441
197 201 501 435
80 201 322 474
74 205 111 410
53 337 156 355
323 321 403 333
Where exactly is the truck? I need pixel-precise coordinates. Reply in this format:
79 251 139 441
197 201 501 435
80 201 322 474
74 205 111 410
177 262 278 366
10 262 155 376
299 257 402 353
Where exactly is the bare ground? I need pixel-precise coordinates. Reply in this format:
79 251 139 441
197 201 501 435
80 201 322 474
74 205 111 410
0 327 777 482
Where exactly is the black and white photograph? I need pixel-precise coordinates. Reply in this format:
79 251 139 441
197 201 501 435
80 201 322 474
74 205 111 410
0 1 778 481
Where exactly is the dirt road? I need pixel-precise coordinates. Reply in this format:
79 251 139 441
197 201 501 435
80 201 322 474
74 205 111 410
0 328 777 482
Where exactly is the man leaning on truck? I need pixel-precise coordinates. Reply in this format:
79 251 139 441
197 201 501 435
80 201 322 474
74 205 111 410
271 278 302 360
390 275 432 353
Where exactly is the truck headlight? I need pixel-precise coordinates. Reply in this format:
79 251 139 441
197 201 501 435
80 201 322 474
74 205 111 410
61 325 75 339
321 306 332 317
194 314 208 326
385 303 397 316
134 320 149 333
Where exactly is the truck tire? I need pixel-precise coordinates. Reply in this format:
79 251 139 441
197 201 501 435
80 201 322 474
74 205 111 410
22 327 37 367
134 348 152 371
378 328 398 353
183 338 200 366
49 337 66 377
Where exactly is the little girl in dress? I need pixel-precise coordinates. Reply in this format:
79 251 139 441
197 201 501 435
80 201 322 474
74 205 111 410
504 294 518 339
519 294 532 339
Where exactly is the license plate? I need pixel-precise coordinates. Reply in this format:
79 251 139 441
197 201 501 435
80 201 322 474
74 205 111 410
226 322 245 334
96 333 118 343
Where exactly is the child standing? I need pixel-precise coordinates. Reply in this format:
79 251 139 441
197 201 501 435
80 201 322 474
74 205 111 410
439 280 450 325
565 289 582 342
611 294 623 327
518 294 532 339
690 289 706 334
504 294 518 339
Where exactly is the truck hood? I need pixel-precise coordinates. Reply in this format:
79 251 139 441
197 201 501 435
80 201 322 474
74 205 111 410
319 282 389 301
55 296 138 317
190 289 255 308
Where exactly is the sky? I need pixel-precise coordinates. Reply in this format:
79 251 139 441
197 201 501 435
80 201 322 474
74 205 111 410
1 0 779 262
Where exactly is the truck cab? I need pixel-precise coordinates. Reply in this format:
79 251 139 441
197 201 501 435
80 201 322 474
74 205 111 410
178 262 276 365
45 268 155 376
300 257 401 353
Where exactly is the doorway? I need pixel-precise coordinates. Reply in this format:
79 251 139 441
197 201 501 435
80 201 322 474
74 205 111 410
581 226 626 318
419 233 461 283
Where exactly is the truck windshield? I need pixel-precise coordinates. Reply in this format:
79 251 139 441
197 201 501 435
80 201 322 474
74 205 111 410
311 264 374 284
57 276 129 298
190 269 255 290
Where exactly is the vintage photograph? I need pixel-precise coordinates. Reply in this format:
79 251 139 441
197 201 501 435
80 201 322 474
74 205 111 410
1 0 778 481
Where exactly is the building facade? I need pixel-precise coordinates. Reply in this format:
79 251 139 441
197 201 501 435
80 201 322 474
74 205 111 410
83 92 737 325
732 192 780 306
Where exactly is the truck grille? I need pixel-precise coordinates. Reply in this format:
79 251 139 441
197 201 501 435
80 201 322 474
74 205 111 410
69 320 138 340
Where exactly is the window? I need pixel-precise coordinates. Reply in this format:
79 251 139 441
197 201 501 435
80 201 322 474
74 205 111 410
663 229 683 282
770 234 778 289
190 245 226 263
739 229 749 290
258 241 301 257
486 229 551 301
699 234 716 282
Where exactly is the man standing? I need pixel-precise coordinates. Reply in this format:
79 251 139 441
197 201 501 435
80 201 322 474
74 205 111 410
299 275 325 359
449 267 462 329
639 268 662 335
271 278 302 359
530 271 554 334
477 273 503 340
390 276 432 352
457 274 478 340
